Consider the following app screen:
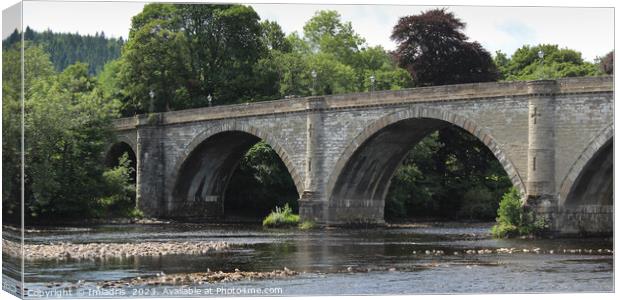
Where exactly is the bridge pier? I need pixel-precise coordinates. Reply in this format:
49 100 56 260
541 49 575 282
135 114 167 217
525 80 559 228
299 97 328 223
299 191 327 223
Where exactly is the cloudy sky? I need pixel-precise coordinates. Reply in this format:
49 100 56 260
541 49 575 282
6 0 615 61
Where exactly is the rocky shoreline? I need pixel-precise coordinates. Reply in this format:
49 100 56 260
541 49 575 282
2 239 229 260
99 268 299 288
32 268 300 291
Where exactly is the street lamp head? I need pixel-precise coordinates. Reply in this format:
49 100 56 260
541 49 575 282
149 90 155 99
311 70 317 79
538 50 544 59
370 75 375 84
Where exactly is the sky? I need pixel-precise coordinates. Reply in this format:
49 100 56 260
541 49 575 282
3 0 615 61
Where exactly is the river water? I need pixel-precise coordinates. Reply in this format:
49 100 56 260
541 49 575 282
2 222 614 297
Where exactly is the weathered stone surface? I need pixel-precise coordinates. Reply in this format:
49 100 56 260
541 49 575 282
110 76 613 234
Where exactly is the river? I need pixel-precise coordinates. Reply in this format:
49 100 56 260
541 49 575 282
2 222 613 297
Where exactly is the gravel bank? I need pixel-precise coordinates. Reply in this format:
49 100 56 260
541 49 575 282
2 239 229 260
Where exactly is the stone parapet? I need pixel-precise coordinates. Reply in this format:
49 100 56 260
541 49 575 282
112 76 613 129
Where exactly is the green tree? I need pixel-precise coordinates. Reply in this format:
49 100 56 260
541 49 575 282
306 53 357 95
97 60 130 115
286 32 312 54
254 50 311 98
176 4 266 105
99 153 137 218
261 20 292 53
118 3 267 111
354 46 412 91
24 62 119 219
303 10 365 66
119 16 191 112
0 45 134 222
2 43 56 221
497 44 601 81
253 10 412 99
494 50 511 81
128 3 179 39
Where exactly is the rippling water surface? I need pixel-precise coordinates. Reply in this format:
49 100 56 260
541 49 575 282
2 222 614 297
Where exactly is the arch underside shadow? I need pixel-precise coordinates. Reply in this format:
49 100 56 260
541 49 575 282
555 132 613 235
104 141 138 209
170 127 303 219
559 123 614 207
105 141 137 169
107 134 137 158
326 107 524 224
563 138 613 207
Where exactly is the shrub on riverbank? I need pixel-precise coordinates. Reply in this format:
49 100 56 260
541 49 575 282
97 153 138 218
263 204 300 228
492 187 546 238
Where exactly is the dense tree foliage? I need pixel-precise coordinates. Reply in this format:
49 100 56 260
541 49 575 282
117 3 267 113
109 7 412 114
385 127 513 221
391 9 498 86
255 10 411 98
3 27 124 75
303 10 364 66
225 142 299 219
494 44 601 81
260 20 292 53
2 43 134 223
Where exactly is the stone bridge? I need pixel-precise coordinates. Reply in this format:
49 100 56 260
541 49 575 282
111 76 613 235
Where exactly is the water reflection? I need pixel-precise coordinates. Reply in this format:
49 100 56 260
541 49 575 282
2 222 613 296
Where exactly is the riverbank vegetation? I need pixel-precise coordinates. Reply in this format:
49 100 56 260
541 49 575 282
2 44 138 223
491 188 548 238
262 204 300 228
2 5 612 225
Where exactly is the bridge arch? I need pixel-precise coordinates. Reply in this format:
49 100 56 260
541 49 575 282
170 121 304 218
104 135 137 170
558 123 613 207
325 107 525 222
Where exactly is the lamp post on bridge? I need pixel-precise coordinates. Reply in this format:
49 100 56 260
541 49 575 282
538 50 545 80
148 90 155 113
370 74 376 93
311 69 317 96
208 94 212 107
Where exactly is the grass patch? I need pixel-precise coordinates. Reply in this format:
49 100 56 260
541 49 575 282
262 204 299 228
